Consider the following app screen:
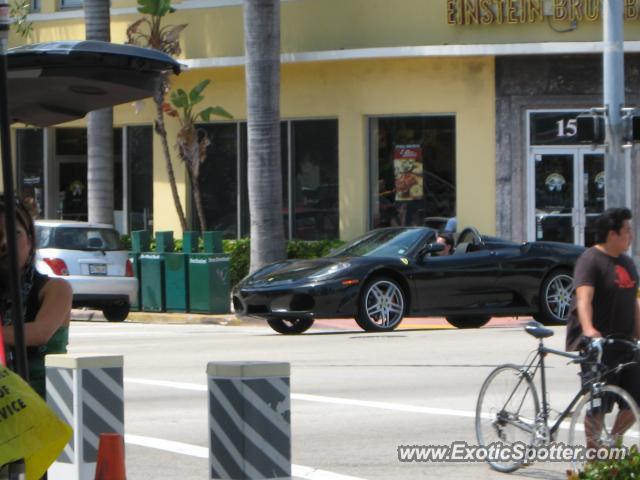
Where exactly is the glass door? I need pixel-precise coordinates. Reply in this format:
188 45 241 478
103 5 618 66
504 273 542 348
582 153 605 247
530 149 605 246
533 151 577 244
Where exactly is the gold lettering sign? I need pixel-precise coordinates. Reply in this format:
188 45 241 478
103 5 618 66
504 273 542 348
446 0 640 25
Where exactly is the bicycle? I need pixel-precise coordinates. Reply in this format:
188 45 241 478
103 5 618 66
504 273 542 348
475 320 640 473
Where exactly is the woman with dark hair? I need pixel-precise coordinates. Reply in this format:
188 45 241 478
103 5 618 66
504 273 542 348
0 195 72 398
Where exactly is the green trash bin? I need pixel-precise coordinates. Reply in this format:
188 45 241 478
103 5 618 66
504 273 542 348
129 253 141 311
164 253 189 312
131 230 151 254
203 231 223 254
182 231 199 254
155 231 175 253
188 253 230 313
140 253 165 312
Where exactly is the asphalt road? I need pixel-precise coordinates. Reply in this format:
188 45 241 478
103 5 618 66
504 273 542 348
66 318 582 480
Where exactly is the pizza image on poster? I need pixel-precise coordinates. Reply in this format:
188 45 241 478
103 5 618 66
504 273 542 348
394 145 424 201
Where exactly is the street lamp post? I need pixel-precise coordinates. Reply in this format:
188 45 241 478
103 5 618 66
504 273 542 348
603 0 628 209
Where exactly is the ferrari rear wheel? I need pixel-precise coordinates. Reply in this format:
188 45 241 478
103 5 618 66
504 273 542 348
535 269 573 325
356 276 406 332
445 315 491 329
267 318 315 334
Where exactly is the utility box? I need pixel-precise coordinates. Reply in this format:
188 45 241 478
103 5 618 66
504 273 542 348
140 253 165 312
203 231 223 254
164 253 189 312
188 254 230 314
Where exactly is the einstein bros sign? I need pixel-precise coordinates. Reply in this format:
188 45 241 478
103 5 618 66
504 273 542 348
447 0 640 25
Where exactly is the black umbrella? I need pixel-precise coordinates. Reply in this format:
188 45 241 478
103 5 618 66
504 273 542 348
0 37 180 380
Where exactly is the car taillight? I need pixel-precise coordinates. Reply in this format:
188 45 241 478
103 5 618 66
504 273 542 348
43 258 69 276
125 259 134 277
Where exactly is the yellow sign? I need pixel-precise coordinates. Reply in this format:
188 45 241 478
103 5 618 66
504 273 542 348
0 367 72 480
447 0 640 26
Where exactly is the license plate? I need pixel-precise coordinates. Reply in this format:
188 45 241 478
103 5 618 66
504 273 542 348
89 264 107 275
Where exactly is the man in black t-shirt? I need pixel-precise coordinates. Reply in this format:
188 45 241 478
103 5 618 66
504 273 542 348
566 208 639 350
565 207 640 447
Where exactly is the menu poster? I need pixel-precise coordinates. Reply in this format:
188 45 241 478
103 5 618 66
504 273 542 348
393 145 424 202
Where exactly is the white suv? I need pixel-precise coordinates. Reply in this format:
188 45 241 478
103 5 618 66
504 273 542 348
35 220 138 322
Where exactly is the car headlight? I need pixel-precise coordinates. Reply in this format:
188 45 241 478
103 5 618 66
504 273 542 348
309 262 351 280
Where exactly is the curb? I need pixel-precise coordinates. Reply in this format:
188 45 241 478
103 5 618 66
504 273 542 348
71 309 246 326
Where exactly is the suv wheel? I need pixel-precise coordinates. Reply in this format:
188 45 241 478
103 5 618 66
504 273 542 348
102 304 130 322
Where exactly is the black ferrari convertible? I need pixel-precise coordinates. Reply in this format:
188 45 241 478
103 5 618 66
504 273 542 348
232 227 584 334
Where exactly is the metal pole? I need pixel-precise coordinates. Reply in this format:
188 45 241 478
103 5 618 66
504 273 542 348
0 1 29 381
1 8 30 480
603 0 627 208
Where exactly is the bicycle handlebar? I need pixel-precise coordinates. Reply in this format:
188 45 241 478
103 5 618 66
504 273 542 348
573 336 640 365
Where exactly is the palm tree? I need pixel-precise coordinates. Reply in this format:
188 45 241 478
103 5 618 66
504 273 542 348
243 0 286 273
166 80 232 235
85 0 114 225
127 0 188 231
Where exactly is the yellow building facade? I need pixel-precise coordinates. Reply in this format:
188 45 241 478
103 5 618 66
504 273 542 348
8 0 640 247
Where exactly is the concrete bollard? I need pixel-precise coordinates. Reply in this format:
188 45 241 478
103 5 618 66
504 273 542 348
207 362 291 480
45 354 124 480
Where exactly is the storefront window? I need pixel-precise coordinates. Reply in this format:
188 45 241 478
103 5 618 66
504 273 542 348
292 120 339 240
127 126 154 231
370 116 456 229
196 124 239 238
16 128 44 216
203 119 338 240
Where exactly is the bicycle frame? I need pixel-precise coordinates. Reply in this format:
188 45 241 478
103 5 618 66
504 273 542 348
521 339 590 439
494 335 639 441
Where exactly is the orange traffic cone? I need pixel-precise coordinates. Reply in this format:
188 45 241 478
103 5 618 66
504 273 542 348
95 433 126 480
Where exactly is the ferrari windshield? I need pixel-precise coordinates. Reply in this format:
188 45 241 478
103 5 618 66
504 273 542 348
328 228 428 258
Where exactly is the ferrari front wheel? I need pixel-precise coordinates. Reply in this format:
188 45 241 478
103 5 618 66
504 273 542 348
356 276 406 332
267 318 314 334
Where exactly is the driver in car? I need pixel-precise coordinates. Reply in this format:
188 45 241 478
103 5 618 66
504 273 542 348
436 232 454 256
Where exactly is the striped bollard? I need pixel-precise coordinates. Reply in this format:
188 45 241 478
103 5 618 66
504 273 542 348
45 354 125 480
207 362 291 480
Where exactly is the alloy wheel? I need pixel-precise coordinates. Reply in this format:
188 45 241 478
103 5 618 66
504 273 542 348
543 273 573 321
363 280 405 329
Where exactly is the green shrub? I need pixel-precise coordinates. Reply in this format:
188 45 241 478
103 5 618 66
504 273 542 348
120 234 131 250
223 238 251 287
222 238 344 287
567 446 640 479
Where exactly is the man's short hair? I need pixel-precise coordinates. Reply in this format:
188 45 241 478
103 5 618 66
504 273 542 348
438 232 454 249
595 207 632 244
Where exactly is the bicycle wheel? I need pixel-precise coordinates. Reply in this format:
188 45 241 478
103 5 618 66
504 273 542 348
475 364 540 473
568 384 640 473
